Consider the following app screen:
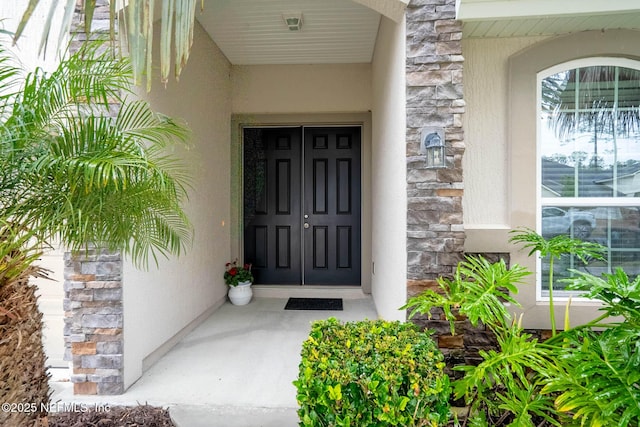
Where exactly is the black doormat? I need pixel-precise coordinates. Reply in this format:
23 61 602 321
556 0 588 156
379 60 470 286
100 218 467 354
284 297 343 311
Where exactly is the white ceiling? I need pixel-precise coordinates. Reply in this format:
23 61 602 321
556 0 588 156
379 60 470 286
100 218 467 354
457 0 640 38
194 0 640 65
196 0 382 65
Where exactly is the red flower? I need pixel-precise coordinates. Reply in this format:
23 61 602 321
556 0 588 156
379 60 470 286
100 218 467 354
229 267 238 276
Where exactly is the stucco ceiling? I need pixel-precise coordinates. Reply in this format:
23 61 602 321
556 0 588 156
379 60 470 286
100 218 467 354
196 0 382 65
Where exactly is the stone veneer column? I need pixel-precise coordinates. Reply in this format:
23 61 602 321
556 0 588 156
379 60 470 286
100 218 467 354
63 250 123 395
405 0 465 298
63 0 125 395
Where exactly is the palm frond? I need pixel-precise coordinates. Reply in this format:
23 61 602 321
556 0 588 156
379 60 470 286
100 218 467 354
1 39 192 268
510 227 606 261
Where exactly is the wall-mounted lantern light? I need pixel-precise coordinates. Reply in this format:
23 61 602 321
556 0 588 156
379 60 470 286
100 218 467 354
282 12 303 31
420 127 446 168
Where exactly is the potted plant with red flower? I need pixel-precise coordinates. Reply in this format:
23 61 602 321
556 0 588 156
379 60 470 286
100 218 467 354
224 260 254 305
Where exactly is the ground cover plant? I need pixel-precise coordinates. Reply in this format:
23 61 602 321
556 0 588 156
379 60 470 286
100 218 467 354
295 318 451 426
404 228 640 427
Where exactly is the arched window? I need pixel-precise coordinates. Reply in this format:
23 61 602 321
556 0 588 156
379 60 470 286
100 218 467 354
538 58 640 295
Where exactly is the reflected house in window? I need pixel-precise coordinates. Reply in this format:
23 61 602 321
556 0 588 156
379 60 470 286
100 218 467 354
594 165 640 197
541 158 640 198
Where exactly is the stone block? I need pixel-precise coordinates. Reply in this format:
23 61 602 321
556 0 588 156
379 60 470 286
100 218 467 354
81 354 123 369
93 288 123 301
73 367 96 375
436 40 462 56
81 262 98 275
93 328 123 335
97 341 123 354
97 261 122 276
69 274 96 282
72 341 97 355
95 368 122 377
407 70 452 87
63 281 86 292
436 82 463 100
82 314 122 328
438 334 464 348
67 333 87 343
88 374 122 383
97 382 124 395
464 330 497 347
69 289 94 302
70 374 87 383
74 382 97 395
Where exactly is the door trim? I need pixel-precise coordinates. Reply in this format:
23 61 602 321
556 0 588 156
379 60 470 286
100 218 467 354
231 113 372 293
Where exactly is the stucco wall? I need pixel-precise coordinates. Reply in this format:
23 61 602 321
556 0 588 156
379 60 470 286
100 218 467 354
123 22 232 388
231 63 372 114
371 16 407 320
462 31 640 329
462 35 548 251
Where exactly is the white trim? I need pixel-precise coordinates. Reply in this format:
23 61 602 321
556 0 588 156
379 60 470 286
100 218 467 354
457 0 640 21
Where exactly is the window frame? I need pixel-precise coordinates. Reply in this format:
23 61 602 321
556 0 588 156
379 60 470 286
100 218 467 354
536 57 640 301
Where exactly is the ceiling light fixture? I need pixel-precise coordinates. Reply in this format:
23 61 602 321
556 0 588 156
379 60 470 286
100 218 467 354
282 12 303 31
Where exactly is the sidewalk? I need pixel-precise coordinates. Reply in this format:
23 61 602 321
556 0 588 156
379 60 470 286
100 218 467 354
50 296 378 426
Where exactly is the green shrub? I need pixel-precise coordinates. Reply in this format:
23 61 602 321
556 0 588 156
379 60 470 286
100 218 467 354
294 318 451 427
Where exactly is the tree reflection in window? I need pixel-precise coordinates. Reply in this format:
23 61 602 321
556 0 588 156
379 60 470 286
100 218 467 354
540 63 640 292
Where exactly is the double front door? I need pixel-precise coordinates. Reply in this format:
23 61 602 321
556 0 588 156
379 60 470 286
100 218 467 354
243 126 361 285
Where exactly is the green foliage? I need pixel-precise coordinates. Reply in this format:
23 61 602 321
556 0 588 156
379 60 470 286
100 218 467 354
509 227 605 335
541 268 640 426
0 40 192 267
509 227 606 263
564 268 640 325
294 318 451 427
542 327 640 427
404 228 639 426
454 320 559 427
403 255 529 334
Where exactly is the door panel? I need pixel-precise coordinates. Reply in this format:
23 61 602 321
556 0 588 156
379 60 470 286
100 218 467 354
303 127 361 285
244 128 301 284
243 126 361 285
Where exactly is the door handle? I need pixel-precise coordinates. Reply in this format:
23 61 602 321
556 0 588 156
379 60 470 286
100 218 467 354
304 223 310 229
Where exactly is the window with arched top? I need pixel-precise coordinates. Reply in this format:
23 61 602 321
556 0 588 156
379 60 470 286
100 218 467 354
538 58 640 296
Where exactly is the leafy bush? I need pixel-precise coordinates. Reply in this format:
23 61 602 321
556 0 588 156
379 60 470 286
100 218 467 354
541 269 640 426
294 318 451 426
405 229 639 426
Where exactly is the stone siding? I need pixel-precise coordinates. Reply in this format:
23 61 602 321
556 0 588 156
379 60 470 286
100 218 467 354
406 0 465 299
63 249 123 395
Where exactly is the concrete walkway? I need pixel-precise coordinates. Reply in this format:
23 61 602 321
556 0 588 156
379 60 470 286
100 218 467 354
50 296 378 426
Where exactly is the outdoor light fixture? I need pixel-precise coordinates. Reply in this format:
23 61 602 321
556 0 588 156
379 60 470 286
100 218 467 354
282 12 303 31
420 127 446 168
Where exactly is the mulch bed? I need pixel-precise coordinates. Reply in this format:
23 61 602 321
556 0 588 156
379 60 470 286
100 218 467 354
47 404 175 427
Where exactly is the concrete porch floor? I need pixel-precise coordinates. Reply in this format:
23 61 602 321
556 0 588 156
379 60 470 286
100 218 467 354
50 296 378 426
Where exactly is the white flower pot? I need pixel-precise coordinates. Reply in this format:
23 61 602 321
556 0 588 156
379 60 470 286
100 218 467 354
228 281 253 305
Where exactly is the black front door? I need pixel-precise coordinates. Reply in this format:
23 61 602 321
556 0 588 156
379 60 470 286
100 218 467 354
243 126 361 285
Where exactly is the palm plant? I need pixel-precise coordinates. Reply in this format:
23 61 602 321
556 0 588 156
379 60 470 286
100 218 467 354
16 0 199 90
0 39 191 425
